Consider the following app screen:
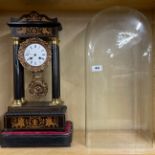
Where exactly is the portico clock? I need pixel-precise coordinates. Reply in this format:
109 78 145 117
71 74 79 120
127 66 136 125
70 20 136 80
1 11 73 147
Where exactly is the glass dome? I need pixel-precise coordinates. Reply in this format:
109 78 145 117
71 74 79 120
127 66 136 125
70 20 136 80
86 7 153 149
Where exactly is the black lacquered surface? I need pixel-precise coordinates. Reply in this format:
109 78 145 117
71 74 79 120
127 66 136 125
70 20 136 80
13 42 24 100
51 43 60 99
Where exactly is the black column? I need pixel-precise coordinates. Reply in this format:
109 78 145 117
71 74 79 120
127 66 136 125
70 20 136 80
21 63 25 101
51 38 60 99
13 38 24 102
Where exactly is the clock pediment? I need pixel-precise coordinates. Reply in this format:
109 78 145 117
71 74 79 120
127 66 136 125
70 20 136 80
8 11 62 38
14 11 56 22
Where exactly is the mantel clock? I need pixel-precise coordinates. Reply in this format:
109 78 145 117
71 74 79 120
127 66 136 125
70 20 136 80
0 11 73 147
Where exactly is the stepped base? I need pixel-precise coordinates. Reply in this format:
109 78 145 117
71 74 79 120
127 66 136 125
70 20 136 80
0 121 72 147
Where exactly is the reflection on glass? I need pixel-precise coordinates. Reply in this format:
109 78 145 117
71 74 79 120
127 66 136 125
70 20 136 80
116 32 138 48
86 7 153 149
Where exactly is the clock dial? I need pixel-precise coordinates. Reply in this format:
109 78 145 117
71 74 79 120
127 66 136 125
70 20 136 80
24 44 47 67
18 38 51 72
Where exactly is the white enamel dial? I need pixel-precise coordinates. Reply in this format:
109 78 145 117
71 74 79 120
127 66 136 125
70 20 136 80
24 43 47 67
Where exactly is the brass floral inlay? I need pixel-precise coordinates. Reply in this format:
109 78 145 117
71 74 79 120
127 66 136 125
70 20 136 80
11 116 59 129
16 27 52 36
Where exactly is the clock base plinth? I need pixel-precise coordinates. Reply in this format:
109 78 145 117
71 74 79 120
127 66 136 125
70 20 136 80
4 101 67 131
0 121 72 147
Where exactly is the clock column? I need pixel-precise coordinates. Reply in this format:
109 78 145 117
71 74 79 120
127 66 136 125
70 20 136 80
12 37 25 106
50 37 63 105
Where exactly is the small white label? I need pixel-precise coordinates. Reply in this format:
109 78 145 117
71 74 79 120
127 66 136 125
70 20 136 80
91 65 103 72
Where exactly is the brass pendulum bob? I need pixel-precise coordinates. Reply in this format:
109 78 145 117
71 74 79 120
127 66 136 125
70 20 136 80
28 72 48 97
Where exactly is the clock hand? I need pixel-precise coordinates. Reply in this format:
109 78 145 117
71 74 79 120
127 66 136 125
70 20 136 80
38 57 44 60
26 57 33 63
27 57 33 60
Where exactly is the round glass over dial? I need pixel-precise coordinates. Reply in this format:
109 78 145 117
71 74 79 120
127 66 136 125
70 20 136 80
24 43 47 67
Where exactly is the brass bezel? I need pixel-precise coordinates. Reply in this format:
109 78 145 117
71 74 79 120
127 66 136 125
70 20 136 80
18 38 51 72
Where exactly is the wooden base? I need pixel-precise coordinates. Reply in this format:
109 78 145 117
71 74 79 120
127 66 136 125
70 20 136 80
0 121 72 147
4 102 67 131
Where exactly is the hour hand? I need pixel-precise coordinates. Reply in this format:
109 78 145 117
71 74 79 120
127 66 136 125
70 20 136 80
26 57 33 61
38 57 44 60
